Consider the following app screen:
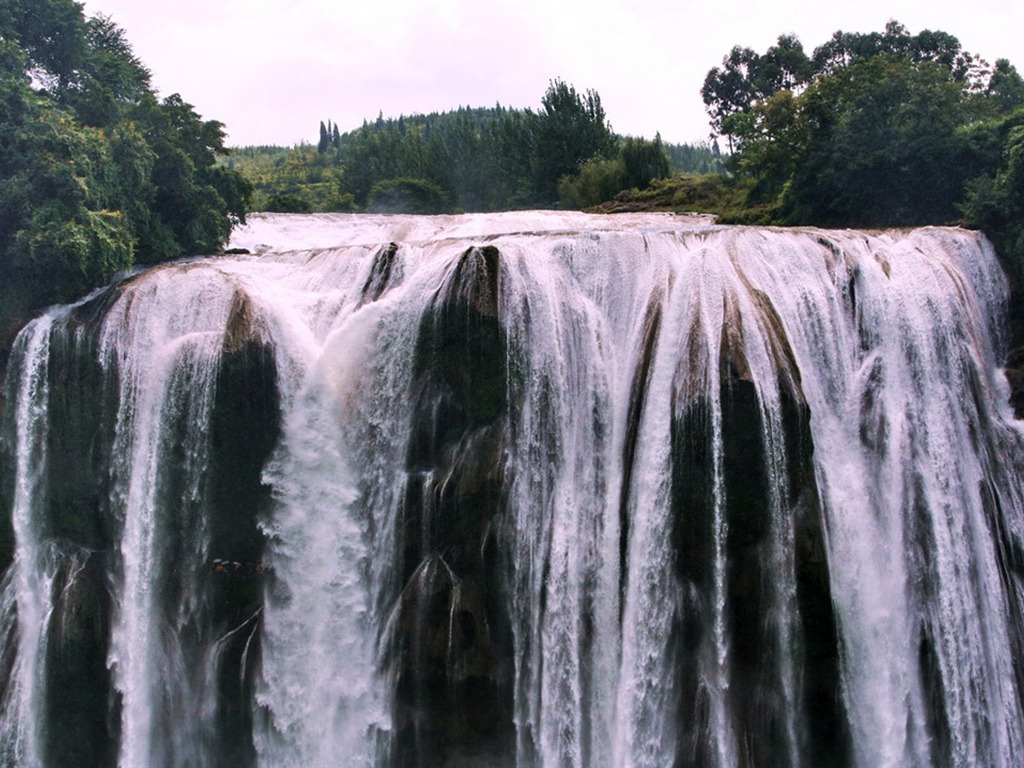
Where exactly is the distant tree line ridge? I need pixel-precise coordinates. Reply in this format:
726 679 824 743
226 80 725 215
0 0 252 366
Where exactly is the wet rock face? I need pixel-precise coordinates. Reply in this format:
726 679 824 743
0 287 282 767
0 393 17 575
35 300 123 767
3 223 1020 766
43 322 120 549
360 243 401 307
43 549 119 768
388 245 516 768
668 345 850 768
1004 346 1024 419
203 332 281 768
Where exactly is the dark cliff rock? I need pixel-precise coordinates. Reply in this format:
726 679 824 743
667 302 850 768
0 284 281 767
39 302 123 767
386 245 516 768
1004 345 1024 418
202 298 281 767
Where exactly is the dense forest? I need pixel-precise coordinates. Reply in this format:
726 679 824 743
0 0 251 365
699 21 1024 282
225 93 725 215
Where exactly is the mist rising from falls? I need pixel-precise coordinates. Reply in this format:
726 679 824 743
2 211 1024 767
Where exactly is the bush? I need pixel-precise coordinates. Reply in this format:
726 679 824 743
367 177 451 214
265 193 311 213
557 157 624 208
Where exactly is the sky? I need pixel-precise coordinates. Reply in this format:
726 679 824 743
80 0 1024 148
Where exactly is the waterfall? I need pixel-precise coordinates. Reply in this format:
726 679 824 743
2 211 1023 767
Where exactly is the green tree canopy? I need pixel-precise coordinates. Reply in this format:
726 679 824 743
702 20 992 156
230 84 717 216
784 54 979 225
534 78 616 203
0 0 251 363
367 177 451 215
961 109 1024 284
702 22 1021 228
701 33 814 148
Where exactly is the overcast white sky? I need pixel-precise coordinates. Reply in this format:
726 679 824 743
80 0 1024 148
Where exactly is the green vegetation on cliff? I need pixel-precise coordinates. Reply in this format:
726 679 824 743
0 0 251 364
699 21 1024 275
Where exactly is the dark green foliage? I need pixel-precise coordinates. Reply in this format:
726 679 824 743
367 177 451 215
0 1 251 357
961 109 1024 285
60 14 152 128
317 120 329 154
0 57 135 305
810 21 980 80
702 20 983 152
784 56 977 226
702 19 1024 249
3 0 89 89
223 145 353 213
986 60 1024 114
585 174 766 222
620 134 671 190
533 78 616 203
664 139 725 175
265 192 311 213
558 134 674 208
557 156 625 209
701 33 814 149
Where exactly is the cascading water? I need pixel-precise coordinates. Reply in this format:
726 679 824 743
1 211 1023 767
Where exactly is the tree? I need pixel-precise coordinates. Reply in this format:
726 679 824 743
534 78 615 203
128 92 249 261
557 156 624 209
557 134 672 209
784 55 975 225
1 0 89 90
701 22 1010 227
318 120 329 153
810 21 978 81
0 57 134 308
486 108 540 207
987 59 1024 114
0 0 251 361
701 34 813 150
367 177 450 214
721 89 807 203
961 109 1024 284
620 134 671 190
704 21 982 154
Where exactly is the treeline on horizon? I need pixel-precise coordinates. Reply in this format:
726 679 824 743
225 88 726 215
